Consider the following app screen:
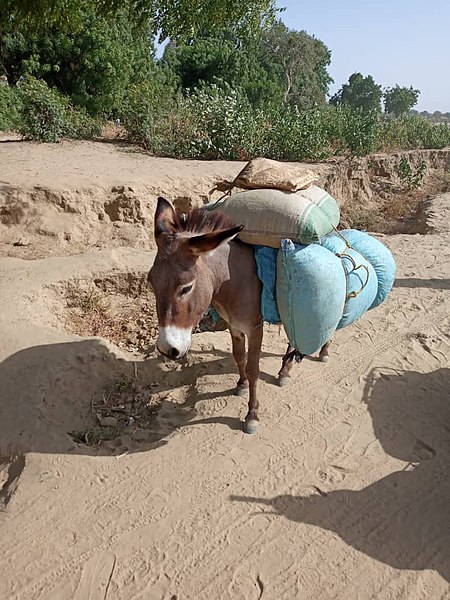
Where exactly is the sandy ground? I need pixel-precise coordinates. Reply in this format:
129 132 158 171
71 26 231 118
0 141 449 599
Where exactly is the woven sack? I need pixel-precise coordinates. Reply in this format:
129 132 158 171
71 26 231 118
206 186 339 248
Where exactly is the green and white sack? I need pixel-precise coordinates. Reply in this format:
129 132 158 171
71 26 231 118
207 185 340 248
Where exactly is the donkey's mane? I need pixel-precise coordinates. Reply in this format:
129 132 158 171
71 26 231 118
166 207 236 235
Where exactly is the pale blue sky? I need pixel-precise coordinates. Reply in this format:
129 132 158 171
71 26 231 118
277 0 450 111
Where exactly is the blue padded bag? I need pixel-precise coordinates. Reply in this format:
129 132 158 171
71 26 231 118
277 239 347 355
276 230 396 354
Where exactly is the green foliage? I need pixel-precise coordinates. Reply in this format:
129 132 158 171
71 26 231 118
1 7 155 116
179 84 256 159
381 115 450 150
120 80 450 161
17 77 100 141
161 30 284 108
396 157 427 190
384 85 420 116
0 0 277 42
120 78 178 154
338 107 382 156
2 0 447 159
262 106 332 160
0 84 22 131
331 73 383 111
261 21 332 109
161 22 332 110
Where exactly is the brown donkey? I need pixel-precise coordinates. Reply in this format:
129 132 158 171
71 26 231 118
148 197 331 433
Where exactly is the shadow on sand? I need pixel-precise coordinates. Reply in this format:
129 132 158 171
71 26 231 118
0 338 286 460
395 278 450 290
232 367 450 582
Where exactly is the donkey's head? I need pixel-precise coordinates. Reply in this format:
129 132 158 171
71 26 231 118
148 197 243 360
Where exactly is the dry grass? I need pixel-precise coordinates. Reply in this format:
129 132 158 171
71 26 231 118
64 282 158 354
342 170 450 234
69 377 163 447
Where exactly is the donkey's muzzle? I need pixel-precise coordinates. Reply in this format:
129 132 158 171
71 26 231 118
156 326 191 360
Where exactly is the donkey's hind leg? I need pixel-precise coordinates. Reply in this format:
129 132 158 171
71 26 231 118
278 345 304 387
319 340 332 363
230 328 248 396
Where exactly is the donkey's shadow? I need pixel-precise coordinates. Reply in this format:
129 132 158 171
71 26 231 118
0 337 285 457
232 368 450 582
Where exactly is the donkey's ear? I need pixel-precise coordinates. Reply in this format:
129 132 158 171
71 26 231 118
188 225 244 256
154 196 176 238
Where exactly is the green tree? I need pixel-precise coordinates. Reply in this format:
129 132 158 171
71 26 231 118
0 0 277 41
331 72 383 111
161 22 332 109
161 29 285 107
383 85 420 116
261 21 332 108
0 6 157 115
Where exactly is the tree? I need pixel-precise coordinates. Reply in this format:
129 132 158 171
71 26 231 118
161 22 332 109
261 21 332 108
0 6 157 115
383 85 420 116
0 0 277 41
331 73 383 111
161 29 286 107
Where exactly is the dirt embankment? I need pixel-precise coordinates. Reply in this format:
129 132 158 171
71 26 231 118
1 139 449 259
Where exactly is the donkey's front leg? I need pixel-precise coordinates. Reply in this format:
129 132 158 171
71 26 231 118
244 323 263 434
230 328 248 396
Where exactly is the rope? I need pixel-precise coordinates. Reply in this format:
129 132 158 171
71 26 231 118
332 227 370 299
208 184 234 207
336 251 370 299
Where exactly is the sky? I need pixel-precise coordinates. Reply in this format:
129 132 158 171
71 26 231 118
276 0 450 112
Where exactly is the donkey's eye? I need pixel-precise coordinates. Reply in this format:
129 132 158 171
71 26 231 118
179 283 194 297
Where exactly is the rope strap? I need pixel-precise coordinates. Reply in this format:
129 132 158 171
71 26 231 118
336 251 370 299
332 227 370 300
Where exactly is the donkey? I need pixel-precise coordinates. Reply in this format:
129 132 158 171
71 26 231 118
148 197 331 433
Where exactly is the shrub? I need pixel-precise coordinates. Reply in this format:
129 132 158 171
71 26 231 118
17 77 100 141
177 83 257 160
121 80 177 154
65 105 102 139
17 77 69 141
382 115 450 150
396 156 427 190
0 84 22 131
338 107 382 156
262 106 331 161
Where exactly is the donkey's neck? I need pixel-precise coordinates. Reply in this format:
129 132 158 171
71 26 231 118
205 241 262 334
204 242 234 292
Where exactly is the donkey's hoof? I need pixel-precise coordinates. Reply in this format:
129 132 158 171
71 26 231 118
319 355 329 363
234 384 248 397
244 419 259 434
278 376 291 388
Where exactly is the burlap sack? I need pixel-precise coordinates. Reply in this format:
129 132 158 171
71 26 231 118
233 157 318 192
206 185 340 248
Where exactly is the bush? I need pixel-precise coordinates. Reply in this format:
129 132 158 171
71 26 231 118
65 105 102 139
120 79 177 154
0 84 22 131
382 115 450 150
178 84 257 159
16 77 100 141
336 107 382 156
263 106 331 160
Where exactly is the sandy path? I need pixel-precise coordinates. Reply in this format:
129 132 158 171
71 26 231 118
0 184 449 597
